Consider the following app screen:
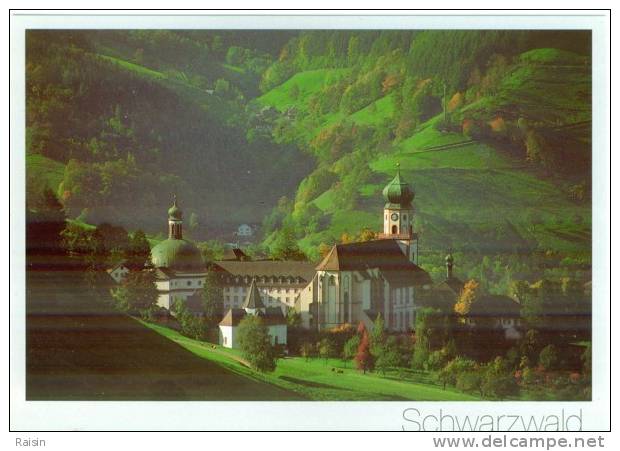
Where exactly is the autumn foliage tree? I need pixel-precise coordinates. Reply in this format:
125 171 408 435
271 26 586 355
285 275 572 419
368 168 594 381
455 279 480 316
355 322 374 374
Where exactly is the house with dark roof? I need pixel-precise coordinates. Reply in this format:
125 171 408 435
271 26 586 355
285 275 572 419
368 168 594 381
424 254 523 340
218 278 287 349
295 169 432 332
107 260 130 284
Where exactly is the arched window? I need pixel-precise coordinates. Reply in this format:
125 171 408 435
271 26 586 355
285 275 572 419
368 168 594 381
392 225 398 234
328 275 336 286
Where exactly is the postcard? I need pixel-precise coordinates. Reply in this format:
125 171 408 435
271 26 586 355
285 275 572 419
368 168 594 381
9 10 611 434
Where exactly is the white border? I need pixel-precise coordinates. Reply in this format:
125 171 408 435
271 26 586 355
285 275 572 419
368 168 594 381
9 11 610 431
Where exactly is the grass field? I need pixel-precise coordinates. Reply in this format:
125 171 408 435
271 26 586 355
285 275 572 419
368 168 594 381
26 266 300 400
348 94 395 126
257 68 349 112
99 54 166 80
143 322 480 401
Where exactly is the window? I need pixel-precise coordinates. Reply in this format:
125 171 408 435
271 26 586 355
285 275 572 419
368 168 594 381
224 336 227 345
392 225 398 234
187 281 192 286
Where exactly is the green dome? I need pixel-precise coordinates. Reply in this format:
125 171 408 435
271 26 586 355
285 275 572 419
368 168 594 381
382 169 414 208
151 238 203 271
168 201 183 220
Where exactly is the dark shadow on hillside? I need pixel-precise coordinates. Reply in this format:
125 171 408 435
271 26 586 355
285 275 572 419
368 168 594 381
278 375 350 391
26 265 304 401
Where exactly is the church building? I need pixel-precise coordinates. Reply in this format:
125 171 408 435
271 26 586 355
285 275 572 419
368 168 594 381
295 168 432 332
218 278 287 349
150 197 208 310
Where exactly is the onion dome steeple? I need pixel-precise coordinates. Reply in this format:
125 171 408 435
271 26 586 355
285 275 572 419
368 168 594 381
382 163 414 209
167 195 183 240
150 195 204 271
445 252 454 279
168 194 183 221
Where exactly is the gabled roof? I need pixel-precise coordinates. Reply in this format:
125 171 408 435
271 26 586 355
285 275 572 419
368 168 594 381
212 260 315 284
219 308 247 326
441 276 465 295
221 247 249 261
260 307 287 325
468 294 521 317
242 278 265 309
218 307 287 327
106 260 128 274
315 239 431 286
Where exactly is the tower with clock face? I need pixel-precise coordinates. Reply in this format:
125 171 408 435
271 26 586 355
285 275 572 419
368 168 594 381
380 165 419 264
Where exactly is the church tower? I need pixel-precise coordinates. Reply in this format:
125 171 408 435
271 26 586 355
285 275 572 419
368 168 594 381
168 195 183 240
379 165 419 264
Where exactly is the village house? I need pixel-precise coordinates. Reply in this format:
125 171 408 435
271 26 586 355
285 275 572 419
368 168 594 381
425 253 523 340
106 261 130 284
218 278 287 349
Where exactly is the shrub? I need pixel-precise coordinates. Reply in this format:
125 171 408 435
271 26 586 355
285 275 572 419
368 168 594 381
411 347 429 371
481 357 519 399
343 334 360 366
581 343 592 377
456 371 483 395
437 356 477 389
538 344 559 371
375 336 401 375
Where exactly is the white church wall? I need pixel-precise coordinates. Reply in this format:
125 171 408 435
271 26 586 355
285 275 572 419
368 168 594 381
157 292 172 310
219 325 236 348
296 278 316 329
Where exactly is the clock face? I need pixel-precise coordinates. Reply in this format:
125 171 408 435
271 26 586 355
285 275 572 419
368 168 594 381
391 212 399 221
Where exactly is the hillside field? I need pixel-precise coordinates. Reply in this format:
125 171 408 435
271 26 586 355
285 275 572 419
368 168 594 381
143 322 480 401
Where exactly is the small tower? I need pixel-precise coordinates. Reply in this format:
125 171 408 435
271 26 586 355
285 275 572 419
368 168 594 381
168 195 183 240
379 164 419 263
242 278 265 316
445 252 454 279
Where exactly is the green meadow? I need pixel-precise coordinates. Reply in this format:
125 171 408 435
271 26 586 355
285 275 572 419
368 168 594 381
143 321 480 401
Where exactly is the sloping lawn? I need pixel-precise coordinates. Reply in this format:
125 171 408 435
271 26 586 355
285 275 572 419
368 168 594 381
144 322 480 401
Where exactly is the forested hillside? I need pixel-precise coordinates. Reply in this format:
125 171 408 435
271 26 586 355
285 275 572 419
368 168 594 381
25 29 592 291
26 30 306 235
252 30 591 289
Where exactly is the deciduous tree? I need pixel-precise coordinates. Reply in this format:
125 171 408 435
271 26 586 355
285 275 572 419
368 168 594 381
237 315 277 372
